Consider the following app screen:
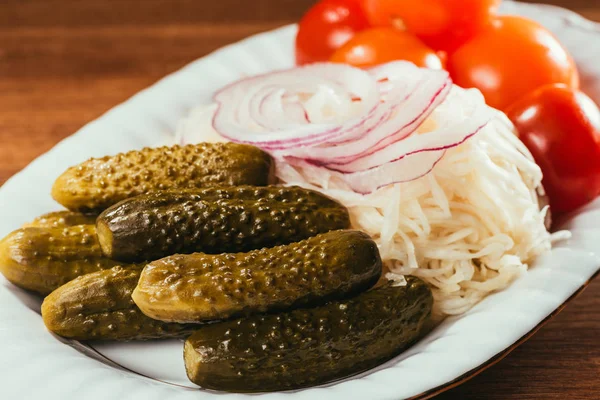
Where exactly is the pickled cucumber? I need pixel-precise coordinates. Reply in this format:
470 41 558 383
97 186 350 262
23 211 97 229
132 230 382 323
0 225 125 295
42 266 196 341
52 142 275 212
184 277 433 392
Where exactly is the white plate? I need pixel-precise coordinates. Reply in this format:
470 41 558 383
1 1 600 399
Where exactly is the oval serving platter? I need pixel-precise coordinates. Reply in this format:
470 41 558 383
1 1 600 399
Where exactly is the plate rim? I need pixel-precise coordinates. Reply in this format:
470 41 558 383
411 268 600 400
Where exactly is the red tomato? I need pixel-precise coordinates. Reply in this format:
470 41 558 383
361 0 501 52
329 27 443 69
448 15 579 111
506 84 600 213
296 0 370 65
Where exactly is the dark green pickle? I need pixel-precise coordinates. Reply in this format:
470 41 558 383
184 277 433 392
132 230 382 323
52 142 275 212
0 225 125 295
97 186 351 262
42 266 197 341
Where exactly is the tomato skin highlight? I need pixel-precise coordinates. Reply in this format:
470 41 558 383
329 27 443 69
361 0 501 52
448 15 579 112
296 0 370 65
506 84 600 213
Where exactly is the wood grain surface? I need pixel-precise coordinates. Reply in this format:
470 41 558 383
1 1 599 399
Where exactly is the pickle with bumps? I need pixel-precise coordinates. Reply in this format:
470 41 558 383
52 142 275 212
23 211 97 229
0 225 126 295
42 266 197 341
132 230 382 323
184 277 433 392
97 186 351 262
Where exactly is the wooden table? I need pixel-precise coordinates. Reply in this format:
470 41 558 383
1 1 598 398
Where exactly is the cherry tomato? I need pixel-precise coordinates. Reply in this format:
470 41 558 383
506 84 600 213
296 0 370 65
329 27 443 69
448 15 579 111
361 0 501 52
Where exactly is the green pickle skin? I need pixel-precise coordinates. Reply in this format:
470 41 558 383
51 142 275 212
22 211 97 229
97 186 351 262
184 277 433 392
0 225 125 295
132 230 382 323
42 266 197 341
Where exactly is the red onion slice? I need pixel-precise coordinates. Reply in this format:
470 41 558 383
326 88 492 173
213 63 381 149
209 61 493 193
287 69 452 164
